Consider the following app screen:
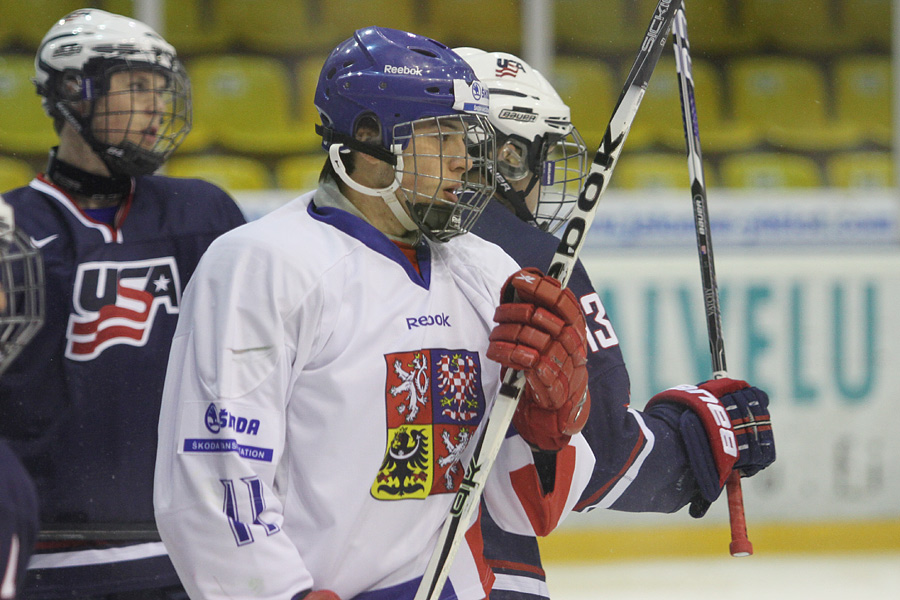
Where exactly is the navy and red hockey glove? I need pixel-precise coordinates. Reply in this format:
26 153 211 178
487 267 590 451
646 378 775 517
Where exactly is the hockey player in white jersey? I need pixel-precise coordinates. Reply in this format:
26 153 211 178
154 27 595 600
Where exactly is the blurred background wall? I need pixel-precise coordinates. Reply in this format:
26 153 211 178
1 0 897 562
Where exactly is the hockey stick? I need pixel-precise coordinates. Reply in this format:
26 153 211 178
672 2 753 557
415 3 680 599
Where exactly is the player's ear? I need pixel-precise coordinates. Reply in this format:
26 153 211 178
354 115 384 166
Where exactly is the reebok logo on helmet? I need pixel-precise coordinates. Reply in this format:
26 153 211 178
385 64 423 76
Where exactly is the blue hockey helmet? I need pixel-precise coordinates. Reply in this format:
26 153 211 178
314 27 497 243
315 26 490 152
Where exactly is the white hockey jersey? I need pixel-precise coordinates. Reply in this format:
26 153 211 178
153 190 594 600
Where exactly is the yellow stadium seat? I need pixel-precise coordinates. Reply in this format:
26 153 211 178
719 152 823 188
0 1 84 49
187 55 318 155
635 0 757 55
833 56 891 147
826 152 894 188
0 55 56 155
550 57 618 152
843 0 891 50
425 0 521 51
276 154 328 191
101 0 235 54
315 1 418 51
165 155 271 192
295 55 330 147
0 156 36 193
224 0 331 53
613 152 709 190
555 0 644 55
227 0 418 53
741 0 854 55
729 57 862 152
625 56 758 153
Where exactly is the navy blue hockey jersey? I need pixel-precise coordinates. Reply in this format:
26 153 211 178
0 175 246 599
472 199 698 600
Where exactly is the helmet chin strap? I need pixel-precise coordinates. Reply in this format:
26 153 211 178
495 170 540 227
328 144 418 232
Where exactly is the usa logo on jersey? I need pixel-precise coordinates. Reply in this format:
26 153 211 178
372 348 486 500
65 257 181 361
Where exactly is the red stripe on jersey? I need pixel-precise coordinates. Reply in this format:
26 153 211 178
486 559 546 578
509 445 577 536
465 505 495 598
573 427 646 511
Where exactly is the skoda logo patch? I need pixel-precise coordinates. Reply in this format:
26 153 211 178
470 80 486 101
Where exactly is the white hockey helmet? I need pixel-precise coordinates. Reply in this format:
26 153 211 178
34 9 191 176
0 198 44 377
455 47 587 233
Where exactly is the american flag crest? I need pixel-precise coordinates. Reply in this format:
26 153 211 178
495 58 524 78
377 348 486 500
65 257 181 361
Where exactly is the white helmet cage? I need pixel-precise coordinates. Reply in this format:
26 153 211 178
455 48 587 233
0 201 44 377
34 9 191 176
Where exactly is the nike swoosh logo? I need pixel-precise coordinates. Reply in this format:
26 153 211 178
30 234 59 248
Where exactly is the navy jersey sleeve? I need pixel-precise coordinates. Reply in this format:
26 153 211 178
472 200 704 600
0 439 38 600
473 200 696 513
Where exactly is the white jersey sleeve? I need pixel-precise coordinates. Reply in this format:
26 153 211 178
154 214 319 599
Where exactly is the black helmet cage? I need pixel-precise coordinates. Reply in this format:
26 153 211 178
0 229 44 377
393 113 496 243
39 52 192 177
496 127 587 233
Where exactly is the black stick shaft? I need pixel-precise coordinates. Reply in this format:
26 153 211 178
673 1 753 557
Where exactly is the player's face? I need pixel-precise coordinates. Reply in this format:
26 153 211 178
92 69 172 151
398 118 472 207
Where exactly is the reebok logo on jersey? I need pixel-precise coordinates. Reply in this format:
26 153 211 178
64 257 180 361
406 312 451 330
205 403 261 436
385 64 423 76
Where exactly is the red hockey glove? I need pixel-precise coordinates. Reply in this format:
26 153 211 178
487 267 590 451
646 378 775 517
